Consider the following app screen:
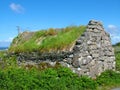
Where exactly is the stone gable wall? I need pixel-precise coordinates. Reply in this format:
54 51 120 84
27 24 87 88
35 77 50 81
71 20 115 77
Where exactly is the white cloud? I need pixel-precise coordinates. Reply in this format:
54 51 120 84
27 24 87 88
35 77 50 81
5 37 14 42
0 37 14 43
110 34 120 45
107 25 117 30
106 25 120 44
10 3 24 13
0 37 14 47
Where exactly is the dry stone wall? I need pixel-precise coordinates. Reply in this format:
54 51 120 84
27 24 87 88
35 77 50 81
71 20 115 77
11 20 115 78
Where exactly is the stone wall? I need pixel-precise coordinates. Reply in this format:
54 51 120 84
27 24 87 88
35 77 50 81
72 20 115 77
12 20 115 78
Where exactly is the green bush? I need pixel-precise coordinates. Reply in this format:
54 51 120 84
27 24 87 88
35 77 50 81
0 68 36 90
115 52 120 71
97 70 120 86
0 65 97 90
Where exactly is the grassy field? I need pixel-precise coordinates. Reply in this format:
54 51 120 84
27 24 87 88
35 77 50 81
9 26 86 53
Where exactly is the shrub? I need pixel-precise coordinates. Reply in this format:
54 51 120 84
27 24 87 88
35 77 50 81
0 65 97 90
96 70 120 86
115 52 120 71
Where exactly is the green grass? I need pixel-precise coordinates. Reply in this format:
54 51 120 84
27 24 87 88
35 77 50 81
0 51 5 57
115 52 120 71
9 26 86 53
113 44 120 71
96 70 120 90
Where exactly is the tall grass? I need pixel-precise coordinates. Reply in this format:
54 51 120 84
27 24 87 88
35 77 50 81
113 44 120 71
115 52 120 71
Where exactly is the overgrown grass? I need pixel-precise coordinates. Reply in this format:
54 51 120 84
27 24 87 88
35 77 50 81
113 44 120 71
0 51 7 58
96 70 120 90
9 26 86 53
115 52 120 71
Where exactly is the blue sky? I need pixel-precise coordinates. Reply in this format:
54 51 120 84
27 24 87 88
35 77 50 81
0 0 120 47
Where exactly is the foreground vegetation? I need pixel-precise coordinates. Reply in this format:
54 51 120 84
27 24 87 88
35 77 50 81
113 42 120 71
0 51 120 90
9 26 86 53
0 66 97 90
